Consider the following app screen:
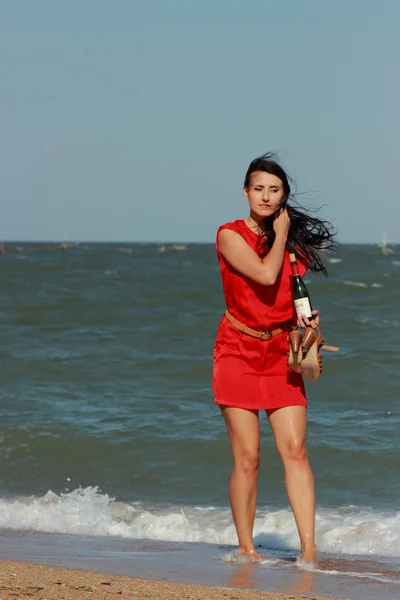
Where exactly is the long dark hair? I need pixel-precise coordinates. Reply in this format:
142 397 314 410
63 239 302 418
244 153 336 275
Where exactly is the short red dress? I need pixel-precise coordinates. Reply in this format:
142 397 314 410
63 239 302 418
212 219 307 410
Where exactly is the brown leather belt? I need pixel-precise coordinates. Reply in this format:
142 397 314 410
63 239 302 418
225 310 290 341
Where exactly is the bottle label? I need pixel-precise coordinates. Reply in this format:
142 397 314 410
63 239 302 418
294 297 312 318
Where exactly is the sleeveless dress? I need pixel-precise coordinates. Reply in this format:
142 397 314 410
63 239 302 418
212 219 307 410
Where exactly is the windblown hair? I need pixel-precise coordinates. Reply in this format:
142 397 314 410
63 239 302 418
244 152 336 276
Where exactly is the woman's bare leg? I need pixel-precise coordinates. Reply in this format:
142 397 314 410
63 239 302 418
267 406 317 563
220 406 260 554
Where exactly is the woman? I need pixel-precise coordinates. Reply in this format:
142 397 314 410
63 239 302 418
212 153 335 564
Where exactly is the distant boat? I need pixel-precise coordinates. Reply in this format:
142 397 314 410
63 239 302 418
379 233 394 256
157 243 187 253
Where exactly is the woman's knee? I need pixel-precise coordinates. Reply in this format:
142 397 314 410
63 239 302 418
280 438 308 463
234 449 261 475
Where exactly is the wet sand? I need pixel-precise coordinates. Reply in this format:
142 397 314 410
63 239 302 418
0 559 340 600
2 534 399 600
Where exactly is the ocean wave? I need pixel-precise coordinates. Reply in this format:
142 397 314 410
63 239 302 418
295 558 400 585
342 280 368 288
0 487 399 558
341 280 384 289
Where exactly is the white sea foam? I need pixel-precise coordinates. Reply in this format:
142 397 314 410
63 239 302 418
327 257 342 264
0 487 399 559
344 281 384 289
220 549 281 565
342 280 368 288
296 558 400 585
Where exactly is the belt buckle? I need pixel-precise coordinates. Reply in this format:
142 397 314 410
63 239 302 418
260 331 272 341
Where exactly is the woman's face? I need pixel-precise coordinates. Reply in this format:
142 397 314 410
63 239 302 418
244 171 285 218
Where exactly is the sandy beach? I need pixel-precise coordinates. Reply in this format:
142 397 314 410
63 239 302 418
0 560 343 600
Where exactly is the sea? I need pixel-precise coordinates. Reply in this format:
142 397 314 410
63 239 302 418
0 241 399 600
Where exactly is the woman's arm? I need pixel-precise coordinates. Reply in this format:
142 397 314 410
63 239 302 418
218 209 290 286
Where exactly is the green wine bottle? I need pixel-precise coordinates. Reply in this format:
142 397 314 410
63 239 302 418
289 253 313 320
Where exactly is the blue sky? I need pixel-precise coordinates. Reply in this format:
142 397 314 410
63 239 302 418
1 0 399 243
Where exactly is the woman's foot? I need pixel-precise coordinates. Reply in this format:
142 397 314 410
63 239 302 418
298 546 318 566
238 547 264 562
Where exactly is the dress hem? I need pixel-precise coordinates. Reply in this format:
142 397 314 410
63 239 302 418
214 398 307 410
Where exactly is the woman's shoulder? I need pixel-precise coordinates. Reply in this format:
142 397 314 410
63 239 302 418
215 220 257 254
216 219 248 236
216 220 249 251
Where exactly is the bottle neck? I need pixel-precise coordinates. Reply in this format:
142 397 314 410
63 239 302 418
290 261 300 276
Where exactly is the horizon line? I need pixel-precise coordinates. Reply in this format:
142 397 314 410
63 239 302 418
0 239 397 246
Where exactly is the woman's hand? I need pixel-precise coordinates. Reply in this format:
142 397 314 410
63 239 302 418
273 207 290 238
297 309 319 329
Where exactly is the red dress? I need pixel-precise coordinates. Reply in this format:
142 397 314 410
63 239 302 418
212 220 307 410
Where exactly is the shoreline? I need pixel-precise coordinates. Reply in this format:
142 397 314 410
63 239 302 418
0 532 398 600
0 559 339 600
